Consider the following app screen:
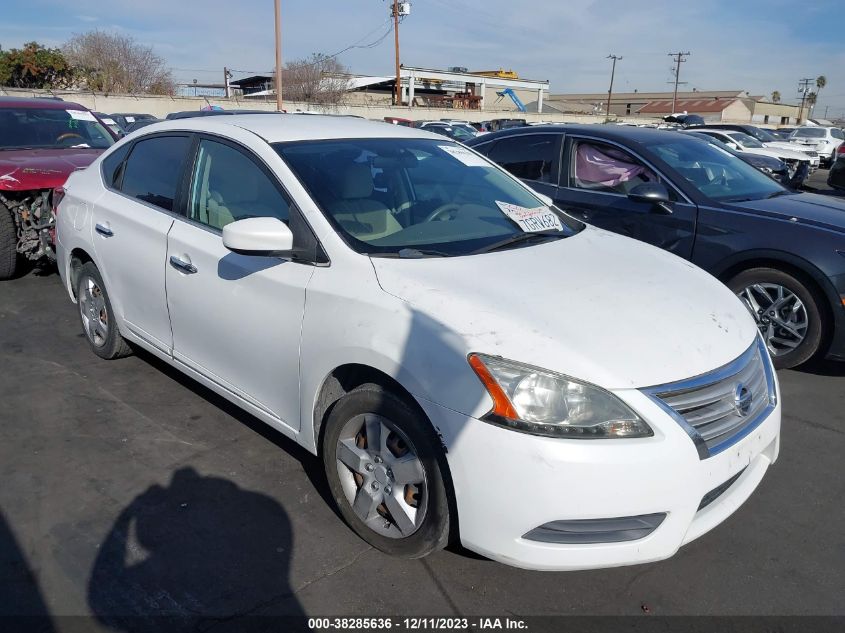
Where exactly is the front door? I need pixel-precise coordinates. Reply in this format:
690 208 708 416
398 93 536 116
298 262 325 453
554 137 698 260
165 137 314 430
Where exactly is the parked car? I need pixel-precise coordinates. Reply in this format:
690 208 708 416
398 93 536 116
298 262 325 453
685 128 810 187
692 124 821 169
827 142 845 191
789 126 845 167
109 113 157 133
467 125 845 368
769 128 796 140
435 120 480 137
415 122 475 143
683 131 791 185
56 115 780 571
663 113 705 128
0 96 115 279
92 112 124 138
123 118 162 134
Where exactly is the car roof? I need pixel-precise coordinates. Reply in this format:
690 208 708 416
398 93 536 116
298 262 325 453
133 113 442 142
466 123 694 146
0 96 88 110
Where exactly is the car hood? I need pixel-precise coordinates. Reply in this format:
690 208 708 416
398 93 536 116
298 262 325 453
764 141 815 155
371 227 757 390
0 148 103 191
753 145 810 161
728 192 845 233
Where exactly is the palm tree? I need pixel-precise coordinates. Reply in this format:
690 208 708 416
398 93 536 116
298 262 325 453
771 90 781 103
814 76 827 116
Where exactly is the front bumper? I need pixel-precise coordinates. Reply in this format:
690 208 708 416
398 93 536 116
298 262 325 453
417 386 781 571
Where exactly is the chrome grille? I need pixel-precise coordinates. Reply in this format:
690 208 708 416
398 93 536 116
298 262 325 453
644 339 776 459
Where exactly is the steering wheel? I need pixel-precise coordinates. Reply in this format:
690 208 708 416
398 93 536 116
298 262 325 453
424 203 463 223
55 132 85 145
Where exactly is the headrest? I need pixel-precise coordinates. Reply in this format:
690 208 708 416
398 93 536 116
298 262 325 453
333 162 373 199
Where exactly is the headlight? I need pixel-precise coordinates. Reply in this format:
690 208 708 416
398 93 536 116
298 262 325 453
468 354 652 438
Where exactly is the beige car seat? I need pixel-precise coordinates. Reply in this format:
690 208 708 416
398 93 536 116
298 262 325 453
328 162 401 241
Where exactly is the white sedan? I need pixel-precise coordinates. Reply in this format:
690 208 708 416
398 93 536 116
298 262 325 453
55 115 781 571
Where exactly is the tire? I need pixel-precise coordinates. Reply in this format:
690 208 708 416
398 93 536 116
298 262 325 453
728 267 827 369
0 206 18 280
322 383 451 558
76 262 132 360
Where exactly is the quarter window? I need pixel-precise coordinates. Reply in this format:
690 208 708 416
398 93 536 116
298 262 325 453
189 139 290 231
120 136 190 212
487 134 557 183
570 141 659 195
101 143 130 189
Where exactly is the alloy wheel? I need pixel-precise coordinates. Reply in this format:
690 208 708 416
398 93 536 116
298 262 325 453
79 275 109 348
737 282 808 356
335 413 427 539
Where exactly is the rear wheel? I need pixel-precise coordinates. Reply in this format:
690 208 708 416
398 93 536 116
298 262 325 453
76 262 132 360
728 267 827 369
322 384 450 558
0 206 18 280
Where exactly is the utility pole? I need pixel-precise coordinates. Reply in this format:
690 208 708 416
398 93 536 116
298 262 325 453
274 0 283 111
392 0 401 105
824 105 829 119
668 51 690 114
797 77 814 124
605 55 622 119
223 67 231 98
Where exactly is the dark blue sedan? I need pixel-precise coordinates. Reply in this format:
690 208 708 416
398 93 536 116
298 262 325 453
467 125 845 369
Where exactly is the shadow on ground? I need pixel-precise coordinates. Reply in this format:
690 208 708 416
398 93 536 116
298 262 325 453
88 468 305 632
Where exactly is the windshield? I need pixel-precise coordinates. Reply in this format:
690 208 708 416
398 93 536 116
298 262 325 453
0 107 114 150
744 127 777 143
275 138 582 256
791 128 825 139
647 137 786 202
727 131 764 149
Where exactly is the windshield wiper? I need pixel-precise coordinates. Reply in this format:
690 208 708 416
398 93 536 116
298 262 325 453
471 231 565 255
766 190 792 199
367 248 452 259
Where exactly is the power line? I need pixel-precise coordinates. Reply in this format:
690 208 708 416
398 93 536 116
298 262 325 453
797 77 814 124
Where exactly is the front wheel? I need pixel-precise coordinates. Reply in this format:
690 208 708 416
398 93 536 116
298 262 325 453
322 384 451 558
728 267 827 369
0 206 18 280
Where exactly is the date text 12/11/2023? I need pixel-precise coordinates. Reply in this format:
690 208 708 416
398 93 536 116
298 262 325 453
308 617 529 630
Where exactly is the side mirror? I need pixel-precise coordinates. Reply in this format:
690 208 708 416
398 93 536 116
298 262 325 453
223 217 293 256
533 192 554 207
627 182 673 214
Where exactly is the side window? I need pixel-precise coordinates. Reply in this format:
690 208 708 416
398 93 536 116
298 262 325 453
832 129 845 141
100 143 130 190
487 134 557 183
121 136 190 211
570 140 659 195
189 139 290 231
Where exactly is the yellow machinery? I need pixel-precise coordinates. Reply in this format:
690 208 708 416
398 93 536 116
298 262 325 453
470 69 520 80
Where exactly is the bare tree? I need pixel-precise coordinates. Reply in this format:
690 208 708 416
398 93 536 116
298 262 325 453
771 90 780 103
282 55 349 106
63 30 175 95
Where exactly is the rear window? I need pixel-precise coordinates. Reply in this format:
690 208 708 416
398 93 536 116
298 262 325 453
0 107 114 150
791 128 826 138
120 136 190 212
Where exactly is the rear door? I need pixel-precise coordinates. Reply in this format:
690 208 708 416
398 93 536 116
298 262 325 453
554 136 698 259
481 133 561 200
92 134 191 353
165 135 314 430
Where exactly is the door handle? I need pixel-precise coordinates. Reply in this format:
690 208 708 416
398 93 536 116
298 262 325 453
95 223 113 237
169 255 197 274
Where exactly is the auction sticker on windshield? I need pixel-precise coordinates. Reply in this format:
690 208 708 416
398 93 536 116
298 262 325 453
496 201 563 233
439 145 490 168
67 110 97 122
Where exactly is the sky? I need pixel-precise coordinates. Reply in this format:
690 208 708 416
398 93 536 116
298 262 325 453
2 0 844 117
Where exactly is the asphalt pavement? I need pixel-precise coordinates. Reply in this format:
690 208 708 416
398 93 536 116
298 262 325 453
0 198 844 629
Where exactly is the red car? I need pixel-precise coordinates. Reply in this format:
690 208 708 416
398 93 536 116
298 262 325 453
0 97 115 279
